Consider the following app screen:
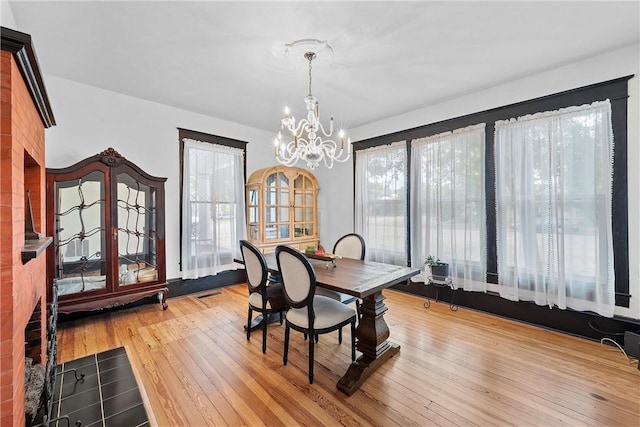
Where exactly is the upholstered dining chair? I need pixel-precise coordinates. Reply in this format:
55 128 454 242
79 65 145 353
333 233 366 261
316 233 366 315
239 240 287 354
275 245 356 384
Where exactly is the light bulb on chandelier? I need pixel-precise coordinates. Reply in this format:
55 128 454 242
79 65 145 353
274 42 350 170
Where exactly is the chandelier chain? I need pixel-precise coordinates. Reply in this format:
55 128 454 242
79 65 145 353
305 51 315 96
308 56 312 96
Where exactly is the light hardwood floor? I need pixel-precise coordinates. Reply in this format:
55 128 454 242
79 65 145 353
57 284 640 426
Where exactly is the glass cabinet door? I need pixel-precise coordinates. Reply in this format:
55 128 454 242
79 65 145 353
264 171 289 240
248 187 259 240
54 171 108 296
293 175 315 238
116 172 158 286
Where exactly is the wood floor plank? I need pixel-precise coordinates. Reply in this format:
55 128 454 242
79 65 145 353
56 284 640 426
186 332 296 427
162 340 239 426
148 346 210 426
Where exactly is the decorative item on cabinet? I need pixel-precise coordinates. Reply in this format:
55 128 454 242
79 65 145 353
246 166 319 254
46 148 169 314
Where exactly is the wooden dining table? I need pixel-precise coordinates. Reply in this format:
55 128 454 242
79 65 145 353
255 252 420 395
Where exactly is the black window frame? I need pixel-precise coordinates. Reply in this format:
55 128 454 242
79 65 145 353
353 76 632 307
177 127 248 270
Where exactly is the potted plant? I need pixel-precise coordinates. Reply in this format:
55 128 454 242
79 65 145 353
425 255 449 277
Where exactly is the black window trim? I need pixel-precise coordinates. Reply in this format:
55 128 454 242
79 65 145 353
353 75 632 307
177 127 248 270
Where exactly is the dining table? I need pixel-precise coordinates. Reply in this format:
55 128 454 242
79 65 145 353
244 252 420 396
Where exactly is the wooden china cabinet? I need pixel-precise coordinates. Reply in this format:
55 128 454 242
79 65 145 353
246 166 319 254
46 148 168 314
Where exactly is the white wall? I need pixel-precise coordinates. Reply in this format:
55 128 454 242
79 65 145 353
316 43 640 320
44 75 276 280
1 0 17 28
40 42 639 319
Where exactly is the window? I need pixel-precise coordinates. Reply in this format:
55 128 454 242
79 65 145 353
355 141 407 266
352 76 629 311
411 124 487 290
494 101 615 317
180 131 247 279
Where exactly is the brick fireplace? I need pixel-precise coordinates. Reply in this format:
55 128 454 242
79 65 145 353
1 27 55 427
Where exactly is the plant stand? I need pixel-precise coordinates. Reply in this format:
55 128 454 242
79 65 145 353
423 276 458 311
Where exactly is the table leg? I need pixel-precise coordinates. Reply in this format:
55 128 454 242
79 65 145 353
337 291 400 395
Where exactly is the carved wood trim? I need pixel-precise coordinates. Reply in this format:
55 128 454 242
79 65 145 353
99 147 124 167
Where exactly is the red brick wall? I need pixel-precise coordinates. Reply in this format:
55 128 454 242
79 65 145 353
0 50 48 427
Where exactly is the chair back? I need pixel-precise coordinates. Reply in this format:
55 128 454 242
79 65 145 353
333 233 365 260
275 245 316 309
239 240 268 294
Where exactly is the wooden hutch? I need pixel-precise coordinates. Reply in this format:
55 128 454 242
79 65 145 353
246 166 319 253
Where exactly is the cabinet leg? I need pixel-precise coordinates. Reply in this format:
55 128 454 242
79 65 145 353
157 290 168 310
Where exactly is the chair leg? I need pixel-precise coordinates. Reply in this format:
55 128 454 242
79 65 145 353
262 310 268 354
279 310 284 325
338 327 342 344
356 300 361 320
315 334 319 343
350 319 356 361
308 330 315 384
246 307 252 341
284 325 290 366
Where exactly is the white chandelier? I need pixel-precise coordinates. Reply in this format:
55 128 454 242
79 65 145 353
274 45 350 170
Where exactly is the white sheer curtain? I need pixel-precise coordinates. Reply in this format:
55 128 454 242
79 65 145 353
355 141 407 265
411 124 487 291
181 139 246 279
495 100 615 317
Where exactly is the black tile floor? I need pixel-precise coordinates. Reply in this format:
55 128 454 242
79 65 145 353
49 347 149 427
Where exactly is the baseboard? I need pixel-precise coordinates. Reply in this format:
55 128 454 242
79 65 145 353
393 280 640 344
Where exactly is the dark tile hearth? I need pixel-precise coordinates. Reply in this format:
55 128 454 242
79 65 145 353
41 347 149 427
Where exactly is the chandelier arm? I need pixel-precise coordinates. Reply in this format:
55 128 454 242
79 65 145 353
277 142 302 167
286 119 309 139
282 135 311 151
323 139 350 163
317 137 336 151
333 140 351 161
332 152 351 162
316 121 335 138
323 155 333 169
321 143 336 169
282 140 298 154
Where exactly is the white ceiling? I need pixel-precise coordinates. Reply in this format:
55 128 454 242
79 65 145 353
9 1 640 134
